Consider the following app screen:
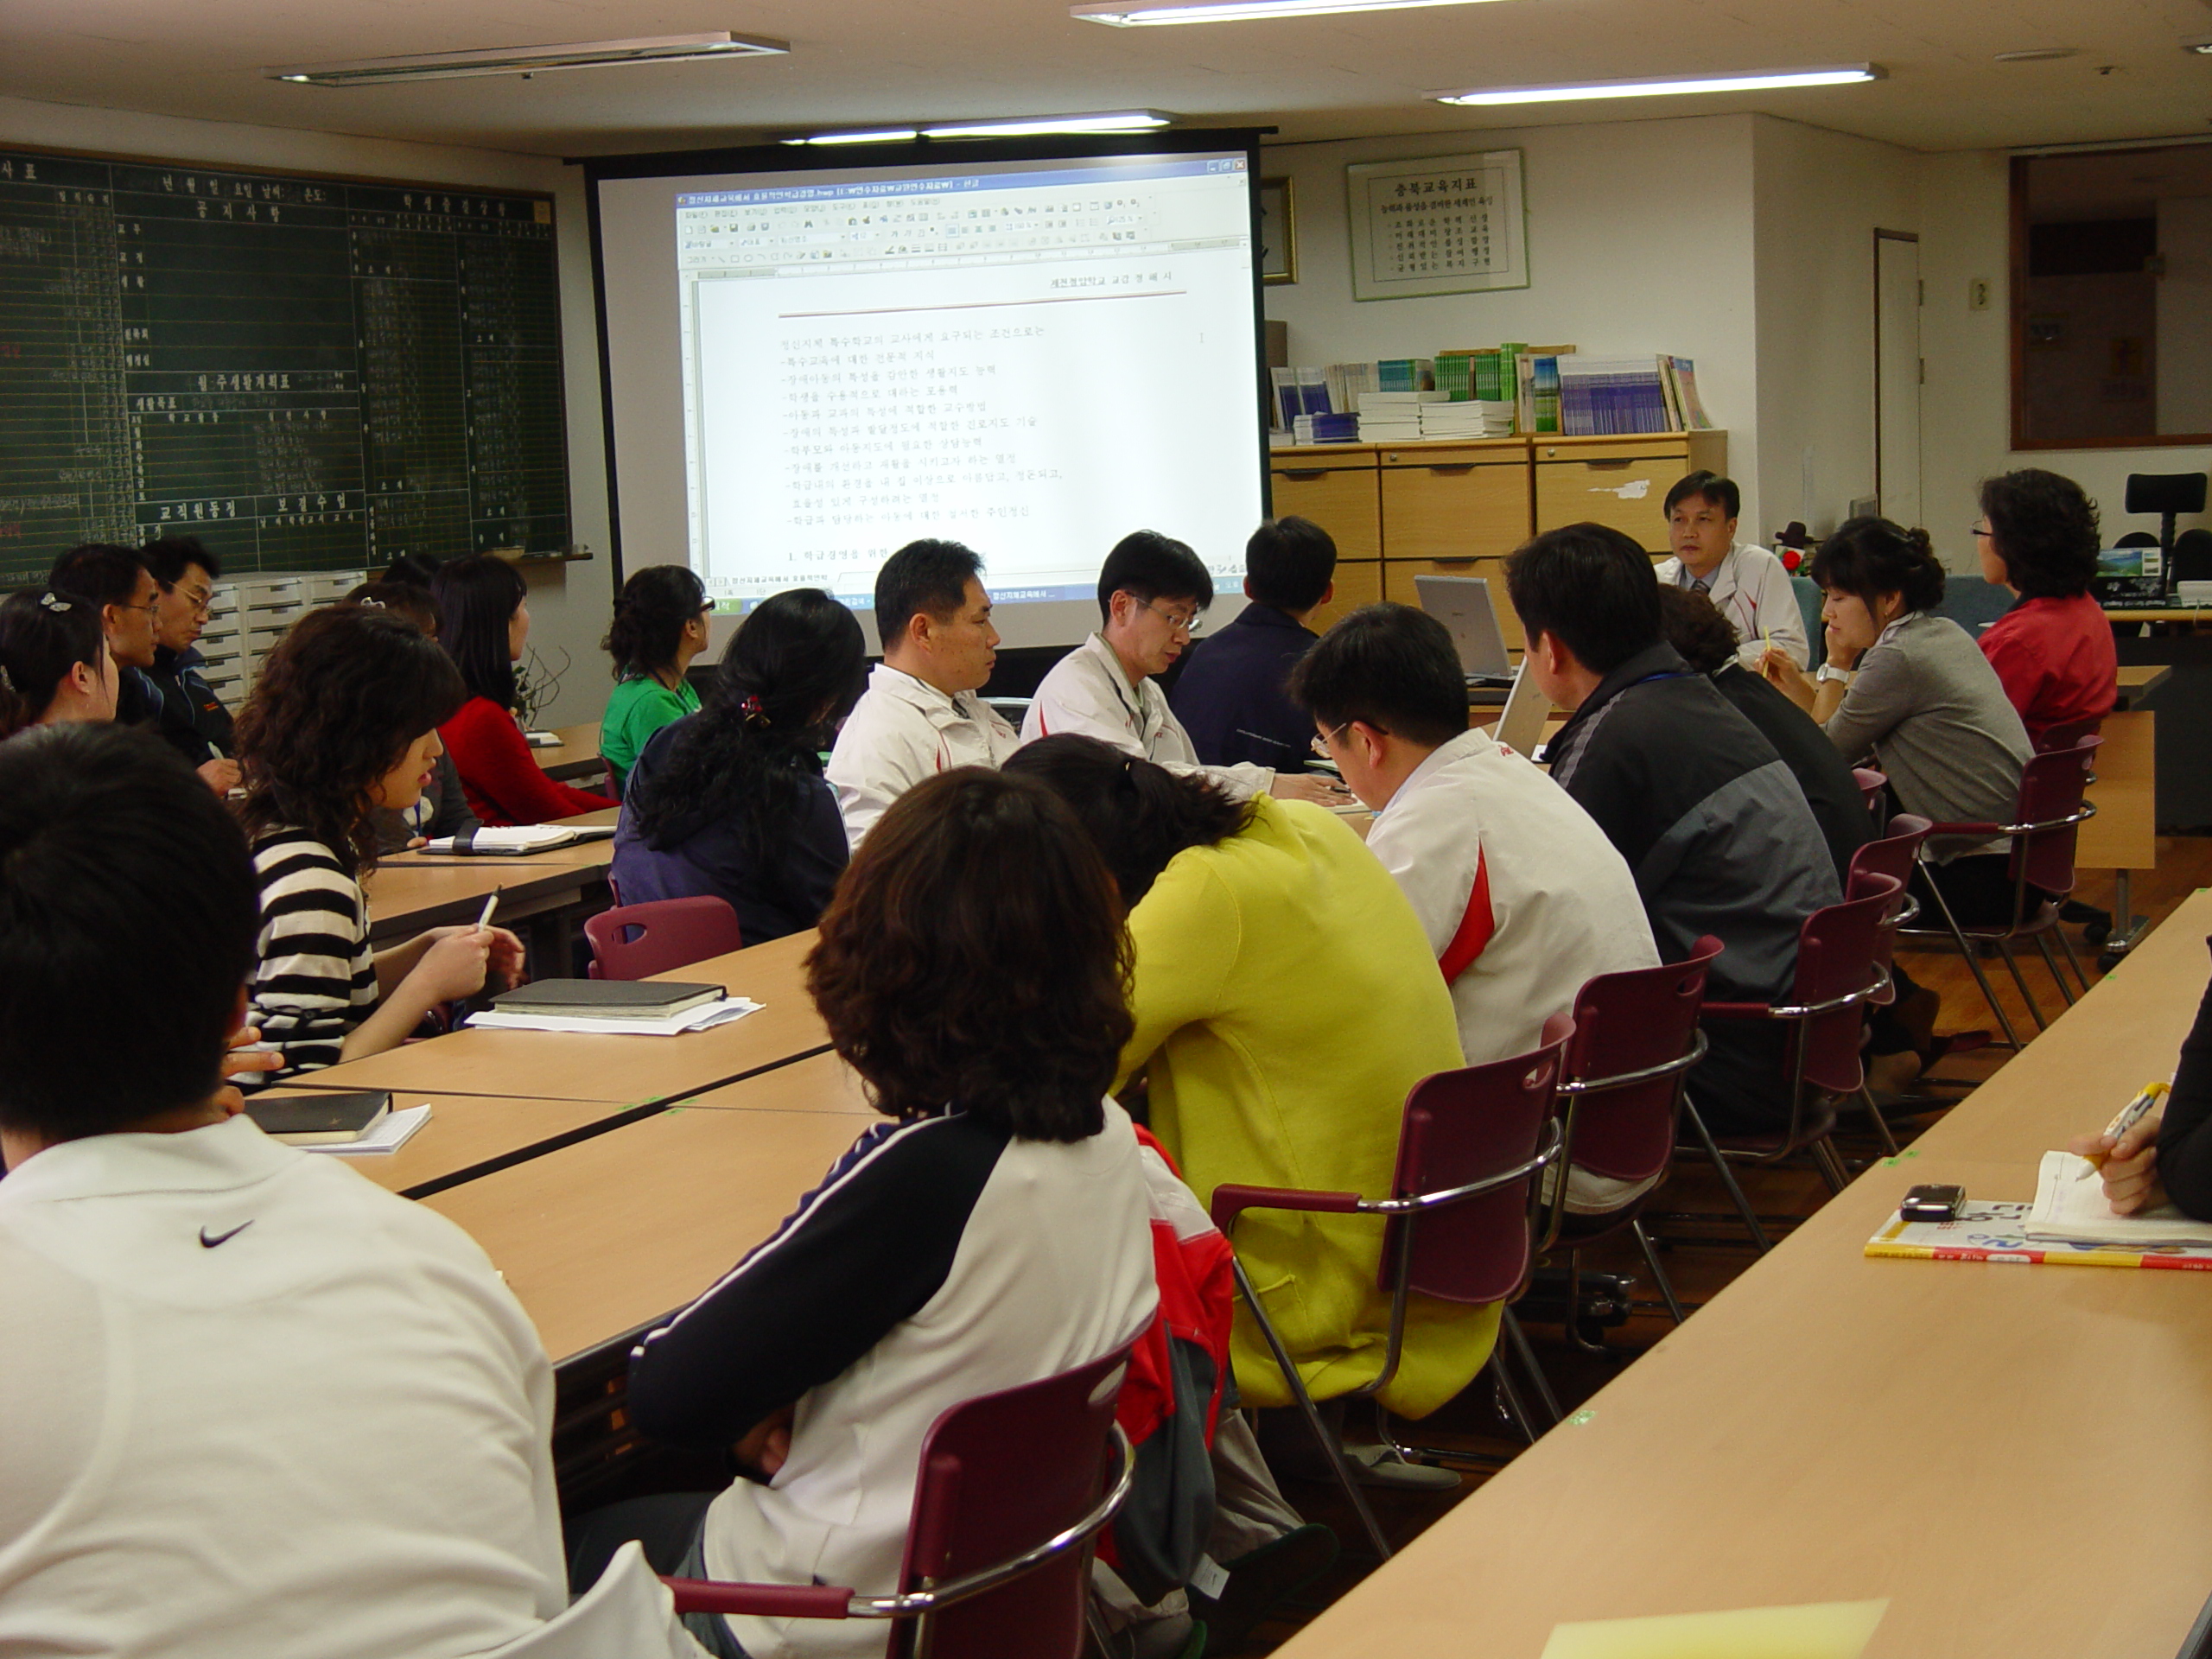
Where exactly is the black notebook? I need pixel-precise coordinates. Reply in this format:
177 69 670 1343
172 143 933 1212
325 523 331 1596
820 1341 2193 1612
489 980 726 1020
244 1091 393 1146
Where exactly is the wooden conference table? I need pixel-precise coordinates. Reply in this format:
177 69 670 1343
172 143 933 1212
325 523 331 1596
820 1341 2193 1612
531 721 607 783
422 1052 877 1367
1269 887 2212 1659
362 804 620 972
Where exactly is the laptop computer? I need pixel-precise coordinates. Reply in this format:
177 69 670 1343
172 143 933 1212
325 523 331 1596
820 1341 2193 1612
1489 658 1553 761
1414 575 1516 687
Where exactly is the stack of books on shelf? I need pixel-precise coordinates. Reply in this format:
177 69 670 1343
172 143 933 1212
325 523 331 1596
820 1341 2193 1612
1272 345 1713 440
1291 410 1360 444
1419 399 1515 439
1356 391 1445 442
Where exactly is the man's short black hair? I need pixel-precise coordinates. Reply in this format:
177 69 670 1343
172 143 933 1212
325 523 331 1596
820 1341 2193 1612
0 725 257 1141
1287 603 1465 749
874 538 983 644
1504 523 1664 676
1246 516 1338 613
49 543 150 609
1099 530 1212 622
1662 470 1741 522
140 534 220 587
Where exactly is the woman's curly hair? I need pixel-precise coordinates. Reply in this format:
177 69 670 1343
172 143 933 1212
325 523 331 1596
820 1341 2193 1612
234 607 467 876
806 768 1134 1141
1980 468 2101 599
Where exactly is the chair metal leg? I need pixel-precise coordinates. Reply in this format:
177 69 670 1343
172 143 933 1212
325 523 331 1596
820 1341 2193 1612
1916 873 2026 1050
1809 1135 1850 1195
1858 1084 1901 1156
1501 1308 1561 1428
1230 1258 1391 1560
2031 931 2076 1007
2056 925 2094 997
1996 942 2049 1031
1560 1255 1609 1357
1630 1220 1688 1325
1680 1097 1771 1253
1491 1353 1540 1446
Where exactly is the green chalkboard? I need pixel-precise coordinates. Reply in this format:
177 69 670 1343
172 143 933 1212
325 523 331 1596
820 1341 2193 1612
0 146 569 586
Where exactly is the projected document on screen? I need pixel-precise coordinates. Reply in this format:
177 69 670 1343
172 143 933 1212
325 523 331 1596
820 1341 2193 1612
671 154 1261 614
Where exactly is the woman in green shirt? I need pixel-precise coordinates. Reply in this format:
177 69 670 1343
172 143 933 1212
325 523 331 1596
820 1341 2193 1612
601 565 711 795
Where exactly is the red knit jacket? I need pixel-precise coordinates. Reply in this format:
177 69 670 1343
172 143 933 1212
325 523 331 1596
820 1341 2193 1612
439 696 613 826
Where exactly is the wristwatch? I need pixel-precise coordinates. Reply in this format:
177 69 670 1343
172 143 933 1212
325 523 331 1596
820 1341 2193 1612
1815 663 1858 686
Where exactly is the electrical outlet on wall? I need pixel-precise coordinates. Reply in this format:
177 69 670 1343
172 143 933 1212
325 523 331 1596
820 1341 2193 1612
1967 278 1993 311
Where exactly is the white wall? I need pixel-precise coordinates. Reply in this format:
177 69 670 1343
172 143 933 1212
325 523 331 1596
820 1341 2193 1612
1919 149 2211 568
1261 113 1763 531
0 95 616 724
1750 118 1920 542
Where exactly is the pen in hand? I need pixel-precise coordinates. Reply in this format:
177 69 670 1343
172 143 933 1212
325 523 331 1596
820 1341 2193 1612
476 890 500 933
2076 1081 2169 1178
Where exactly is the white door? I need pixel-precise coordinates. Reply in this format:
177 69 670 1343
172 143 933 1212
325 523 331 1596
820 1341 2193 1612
1875 231 1923 527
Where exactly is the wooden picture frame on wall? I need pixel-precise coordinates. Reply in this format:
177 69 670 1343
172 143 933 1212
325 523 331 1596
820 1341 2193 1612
1259 175 1297 285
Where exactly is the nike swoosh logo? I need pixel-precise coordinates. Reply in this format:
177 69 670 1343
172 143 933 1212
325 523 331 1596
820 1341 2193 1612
199 1221 253 1249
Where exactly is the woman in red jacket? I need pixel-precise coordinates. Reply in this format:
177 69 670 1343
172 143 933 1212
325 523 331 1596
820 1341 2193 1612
1974 467 2115 747
430 556 614 825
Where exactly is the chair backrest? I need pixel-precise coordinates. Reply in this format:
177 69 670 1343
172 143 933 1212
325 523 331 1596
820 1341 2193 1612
1557 937 1724 1189
889 1343 1134 1659
1790 575 1824 654
582 896 743 982
1847 815 1929 993
1381 1014 1572 1309
2009 734 2101 897
2035 715 2103 754
1851 766 1888 824
1789 871 1901 1096
486 1541 700 1659
1931 575 2014 633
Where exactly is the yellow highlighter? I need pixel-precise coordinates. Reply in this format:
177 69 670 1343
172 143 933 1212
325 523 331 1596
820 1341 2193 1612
2076 1081 2170 1178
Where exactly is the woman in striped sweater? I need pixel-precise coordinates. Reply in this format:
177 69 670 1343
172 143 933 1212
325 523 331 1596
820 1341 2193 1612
234 607 526 1081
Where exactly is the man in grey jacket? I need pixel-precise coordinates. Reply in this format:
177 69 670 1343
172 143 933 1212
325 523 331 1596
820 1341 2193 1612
1507 523 1841 1136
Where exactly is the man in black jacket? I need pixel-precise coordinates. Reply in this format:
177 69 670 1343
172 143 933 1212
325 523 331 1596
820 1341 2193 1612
1506 524 1840 1135
139 537 238 791
1169 516 1337 770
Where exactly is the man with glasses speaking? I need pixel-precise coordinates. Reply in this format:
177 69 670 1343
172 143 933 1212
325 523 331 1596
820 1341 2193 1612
1021 530 1347 804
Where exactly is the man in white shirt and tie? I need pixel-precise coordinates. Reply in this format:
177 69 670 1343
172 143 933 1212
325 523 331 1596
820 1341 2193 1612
826 539 1020 847
1651 472 1809 671
1020 529 1344 805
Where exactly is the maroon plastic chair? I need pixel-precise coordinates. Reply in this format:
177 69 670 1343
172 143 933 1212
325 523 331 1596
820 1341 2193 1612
664 1343 1136 1659
582 896 742 981
1842 814 1932 1150
1207 1015 1572 1560
1679 871 1901 1250
1538 938 1725 1336
1852 766 1889 831
2035 715 2102 756
1899 734 2100 1046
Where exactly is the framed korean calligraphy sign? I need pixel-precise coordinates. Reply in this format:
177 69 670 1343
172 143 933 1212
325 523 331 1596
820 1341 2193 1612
1345 149 1527 302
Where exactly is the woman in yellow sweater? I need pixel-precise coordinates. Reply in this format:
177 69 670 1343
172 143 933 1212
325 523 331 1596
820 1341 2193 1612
1004 734 1487 1421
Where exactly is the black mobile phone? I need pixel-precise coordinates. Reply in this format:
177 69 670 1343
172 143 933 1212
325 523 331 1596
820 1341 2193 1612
1899 1183 1966 1223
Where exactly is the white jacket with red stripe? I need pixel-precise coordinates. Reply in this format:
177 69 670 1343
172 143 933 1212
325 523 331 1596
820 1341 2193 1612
824 664 1020 849
1365 728 1658 1070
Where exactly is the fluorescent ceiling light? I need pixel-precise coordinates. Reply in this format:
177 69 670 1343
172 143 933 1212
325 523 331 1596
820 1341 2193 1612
1077 0 1498 23
264 32 787 86
1434 64 1882 105
784 111 1173 144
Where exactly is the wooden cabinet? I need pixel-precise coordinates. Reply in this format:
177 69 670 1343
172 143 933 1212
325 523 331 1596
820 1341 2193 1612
1309 557 1382 633
1265 435 1727 635
1531 432 1727 554
1268 448 1380 562
1376 442 1529 635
